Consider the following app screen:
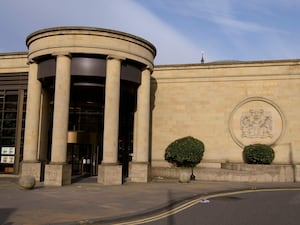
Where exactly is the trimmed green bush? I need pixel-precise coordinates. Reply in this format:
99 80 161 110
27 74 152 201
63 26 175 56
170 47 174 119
243 144 275 164
165 136 205 167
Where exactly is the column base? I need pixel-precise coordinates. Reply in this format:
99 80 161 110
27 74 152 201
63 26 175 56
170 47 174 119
128 162 150 183
294 165 300 182
44 163 71 186
21 161 42 182
98 163 122 185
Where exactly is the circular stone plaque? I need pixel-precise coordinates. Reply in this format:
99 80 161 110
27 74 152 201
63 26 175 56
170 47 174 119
229 97 285 147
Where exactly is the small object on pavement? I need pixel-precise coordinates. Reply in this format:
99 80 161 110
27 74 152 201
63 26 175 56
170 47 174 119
19 175 35 189
200 199 210 204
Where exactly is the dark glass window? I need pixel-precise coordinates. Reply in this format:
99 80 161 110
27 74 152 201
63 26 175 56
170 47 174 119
0 91 26 173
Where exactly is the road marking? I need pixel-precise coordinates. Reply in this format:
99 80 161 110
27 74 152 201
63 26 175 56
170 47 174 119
113 188 300 225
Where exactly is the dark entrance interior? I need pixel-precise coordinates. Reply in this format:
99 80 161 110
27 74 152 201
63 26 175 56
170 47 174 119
118 81 137 180
66 77 136 181
67 77 104 177
67 143 99 176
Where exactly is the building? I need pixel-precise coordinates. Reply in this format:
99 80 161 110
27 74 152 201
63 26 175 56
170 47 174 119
0 27 299 186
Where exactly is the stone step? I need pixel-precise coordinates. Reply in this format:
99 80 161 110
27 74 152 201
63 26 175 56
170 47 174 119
151 164 295 183
195 167 294 182
221 162 293 173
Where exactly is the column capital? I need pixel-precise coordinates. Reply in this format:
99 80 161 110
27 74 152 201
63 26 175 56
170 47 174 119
52 52 71 58
142 65 153 74
106 55 126 61
27 58 37 65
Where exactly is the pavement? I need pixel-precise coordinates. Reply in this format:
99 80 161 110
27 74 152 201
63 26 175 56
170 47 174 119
1 175 300 225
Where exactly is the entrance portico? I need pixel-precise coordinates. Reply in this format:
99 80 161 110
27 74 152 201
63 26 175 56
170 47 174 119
21 27 156 186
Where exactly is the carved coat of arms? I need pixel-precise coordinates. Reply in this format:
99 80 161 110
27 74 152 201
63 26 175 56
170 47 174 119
240 109 272 138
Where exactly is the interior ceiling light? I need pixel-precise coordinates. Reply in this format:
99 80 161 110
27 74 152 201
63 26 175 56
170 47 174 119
73 82 104 87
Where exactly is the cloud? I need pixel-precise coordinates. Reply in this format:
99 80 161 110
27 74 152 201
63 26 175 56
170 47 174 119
0 0 299 63
142 0 300 61
150 0 282 33
0 0 204 64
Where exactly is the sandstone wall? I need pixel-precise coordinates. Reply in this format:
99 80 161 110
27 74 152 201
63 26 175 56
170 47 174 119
151 60 300 168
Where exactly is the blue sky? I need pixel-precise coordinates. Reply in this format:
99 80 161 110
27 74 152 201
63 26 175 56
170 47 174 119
0 0 299 64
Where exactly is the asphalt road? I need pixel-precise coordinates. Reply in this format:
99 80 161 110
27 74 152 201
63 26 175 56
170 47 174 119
134 190 300 225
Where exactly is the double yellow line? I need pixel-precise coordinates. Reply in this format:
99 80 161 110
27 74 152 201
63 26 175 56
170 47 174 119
113 188 300 225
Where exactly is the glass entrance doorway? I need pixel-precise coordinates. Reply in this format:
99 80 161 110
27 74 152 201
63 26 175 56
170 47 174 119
67 77 105 177
65 77 136 180
67 143 100 176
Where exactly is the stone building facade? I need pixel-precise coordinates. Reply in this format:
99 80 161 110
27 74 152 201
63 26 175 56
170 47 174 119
151 61 300 167
0 27 299 185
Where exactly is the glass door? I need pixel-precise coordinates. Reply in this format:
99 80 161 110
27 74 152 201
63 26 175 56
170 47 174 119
67 143 100 176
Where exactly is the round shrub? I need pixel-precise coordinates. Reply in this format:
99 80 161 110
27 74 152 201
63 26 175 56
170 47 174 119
243 144 275 164
165 136 205 167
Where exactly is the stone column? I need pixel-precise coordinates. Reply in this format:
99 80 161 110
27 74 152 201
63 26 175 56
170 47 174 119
129 67 151 182
44 53 72 186
21 60 43 181
98 56 122 185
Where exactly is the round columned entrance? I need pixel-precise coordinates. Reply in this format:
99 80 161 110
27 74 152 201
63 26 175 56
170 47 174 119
22 27 156 186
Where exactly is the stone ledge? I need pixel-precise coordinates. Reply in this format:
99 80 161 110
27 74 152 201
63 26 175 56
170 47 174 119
221 162 294 172
152 163 296 183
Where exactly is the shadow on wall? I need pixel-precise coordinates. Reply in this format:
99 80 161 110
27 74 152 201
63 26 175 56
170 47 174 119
149 77 158 163
150 77 157 111
0 208 16 225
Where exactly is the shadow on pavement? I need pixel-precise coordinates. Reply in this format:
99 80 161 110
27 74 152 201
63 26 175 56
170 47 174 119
0 208 15 225
167 190 175 225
